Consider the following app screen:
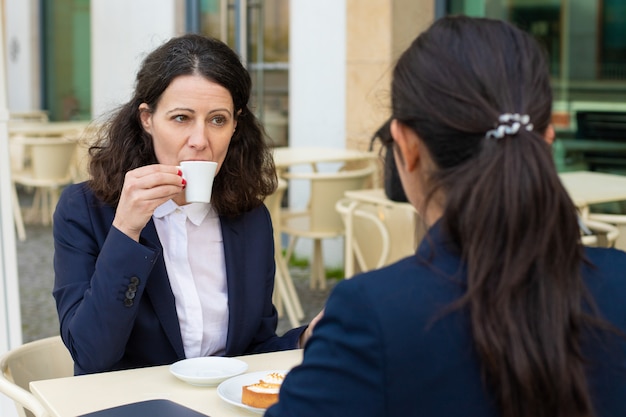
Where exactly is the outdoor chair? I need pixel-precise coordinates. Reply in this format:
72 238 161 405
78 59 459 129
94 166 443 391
580 217 620 248
11 135 77 237
585 213 626 250
280 162 376 289
0 336 74 417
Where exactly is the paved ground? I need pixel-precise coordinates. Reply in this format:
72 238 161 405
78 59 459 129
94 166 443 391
16 223 334 343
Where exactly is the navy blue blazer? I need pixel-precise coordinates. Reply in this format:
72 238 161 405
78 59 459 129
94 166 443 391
53 182 304 375
266 224 626 417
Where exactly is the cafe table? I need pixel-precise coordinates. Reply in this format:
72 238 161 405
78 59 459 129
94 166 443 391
30 349 303 417
273 146 377 172
558 171 626 214
8 120 91 137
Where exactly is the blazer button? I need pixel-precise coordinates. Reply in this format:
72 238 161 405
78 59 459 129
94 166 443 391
125 290 136 299
128 283 137 292
130 276 140 285
124 298 133 307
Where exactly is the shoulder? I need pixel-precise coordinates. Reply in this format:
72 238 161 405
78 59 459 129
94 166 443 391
329 254 465 320
582 247 626 326
584 246 626 269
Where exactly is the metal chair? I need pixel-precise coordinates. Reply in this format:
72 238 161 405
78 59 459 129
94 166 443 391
0 336 74 417
280 162 376 289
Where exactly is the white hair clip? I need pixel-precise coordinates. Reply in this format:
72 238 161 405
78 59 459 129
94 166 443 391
486 113 534 140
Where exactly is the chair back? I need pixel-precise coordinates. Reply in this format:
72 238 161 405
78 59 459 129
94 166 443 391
336 198 390 276
12 135 77 182
0 336 74 417
580 217 620 248
282 163 376 235
9 111 49 123
585 214 625 249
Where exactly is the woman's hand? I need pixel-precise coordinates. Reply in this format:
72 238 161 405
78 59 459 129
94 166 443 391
299 309 324 348
112 164 185 241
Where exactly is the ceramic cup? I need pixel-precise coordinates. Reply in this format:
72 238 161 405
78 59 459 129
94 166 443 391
179 160 218 203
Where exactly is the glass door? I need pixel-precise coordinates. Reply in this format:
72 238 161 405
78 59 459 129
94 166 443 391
41 0 91 121
191 0 290 146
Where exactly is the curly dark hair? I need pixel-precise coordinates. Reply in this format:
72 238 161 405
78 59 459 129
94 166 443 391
88 33 276 217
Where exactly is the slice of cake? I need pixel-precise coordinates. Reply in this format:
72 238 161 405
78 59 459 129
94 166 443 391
241 372 285 409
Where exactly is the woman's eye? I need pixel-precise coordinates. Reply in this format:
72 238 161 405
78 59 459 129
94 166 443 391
173 115 187 122
211 115 227 126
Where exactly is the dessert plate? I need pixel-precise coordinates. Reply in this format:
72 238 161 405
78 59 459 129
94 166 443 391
169 357 248 387
217 370 287 414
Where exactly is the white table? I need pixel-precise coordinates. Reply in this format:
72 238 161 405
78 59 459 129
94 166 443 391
559 171 626 212
9 120 91 137
30 349 303 417
273 146 377 171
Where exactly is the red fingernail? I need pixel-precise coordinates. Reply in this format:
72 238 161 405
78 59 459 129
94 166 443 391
182 178 187 188
177 169 183 176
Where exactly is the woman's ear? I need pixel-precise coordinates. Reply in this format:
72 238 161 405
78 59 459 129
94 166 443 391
544 124 555 145
138 103 152 133
390 119 420 172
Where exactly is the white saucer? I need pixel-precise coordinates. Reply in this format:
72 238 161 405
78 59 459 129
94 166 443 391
217 370 287 414
169 357 248 387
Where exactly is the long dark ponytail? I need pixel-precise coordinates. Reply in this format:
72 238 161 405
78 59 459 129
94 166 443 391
392 16 598 417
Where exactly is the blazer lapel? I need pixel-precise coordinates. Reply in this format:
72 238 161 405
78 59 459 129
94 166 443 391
141 219 185 359
221 215 247 351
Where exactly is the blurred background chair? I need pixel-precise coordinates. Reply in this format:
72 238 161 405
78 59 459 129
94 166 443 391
9 111 49 123
264 178 304 327
0 336 74 417
280 162 376 289
336 198 390 278
11 135 77 237
337 196 422 278
579 217 620 248
584 213 626 250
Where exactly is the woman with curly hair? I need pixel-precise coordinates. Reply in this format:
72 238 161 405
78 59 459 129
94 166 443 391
53 34 316 375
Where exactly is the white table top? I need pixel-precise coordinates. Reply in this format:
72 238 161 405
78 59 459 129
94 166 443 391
273 146 377 169
30 349 303 417
347 172 626 210
559 171 626 207
9 121 91 137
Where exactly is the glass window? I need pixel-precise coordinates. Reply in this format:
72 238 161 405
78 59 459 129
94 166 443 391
445 0 626 120
197 0 290 146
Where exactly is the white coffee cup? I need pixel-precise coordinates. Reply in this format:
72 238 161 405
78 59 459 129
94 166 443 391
179 161 218 203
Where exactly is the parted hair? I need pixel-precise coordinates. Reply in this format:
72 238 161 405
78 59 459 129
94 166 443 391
88 33 276 217
392 16 609 417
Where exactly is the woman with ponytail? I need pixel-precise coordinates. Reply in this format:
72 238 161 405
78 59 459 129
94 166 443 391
266 16 626 417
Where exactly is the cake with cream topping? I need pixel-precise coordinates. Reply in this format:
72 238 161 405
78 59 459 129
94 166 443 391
241 372 285 409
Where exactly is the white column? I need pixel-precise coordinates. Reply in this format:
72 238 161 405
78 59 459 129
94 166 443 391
1 0 25 414
5 0 40 111
91 0 183 118
288 0 347 268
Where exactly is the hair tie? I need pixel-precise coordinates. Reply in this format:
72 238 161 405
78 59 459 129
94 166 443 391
486 113 534 140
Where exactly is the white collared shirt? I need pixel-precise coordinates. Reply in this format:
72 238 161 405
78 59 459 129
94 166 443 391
153 200 229 358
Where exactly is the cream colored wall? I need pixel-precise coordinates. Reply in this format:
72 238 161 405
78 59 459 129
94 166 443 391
345 0 435 152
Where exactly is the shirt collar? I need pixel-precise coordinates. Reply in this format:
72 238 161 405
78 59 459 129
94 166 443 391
153 200 211 226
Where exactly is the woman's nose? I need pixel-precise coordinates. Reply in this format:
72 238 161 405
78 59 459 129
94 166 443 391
188 123 209 150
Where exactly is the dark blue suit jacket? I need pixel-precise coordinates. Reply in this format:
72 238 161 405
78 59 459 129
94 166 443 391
53 182 304 375
266 224 626 417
